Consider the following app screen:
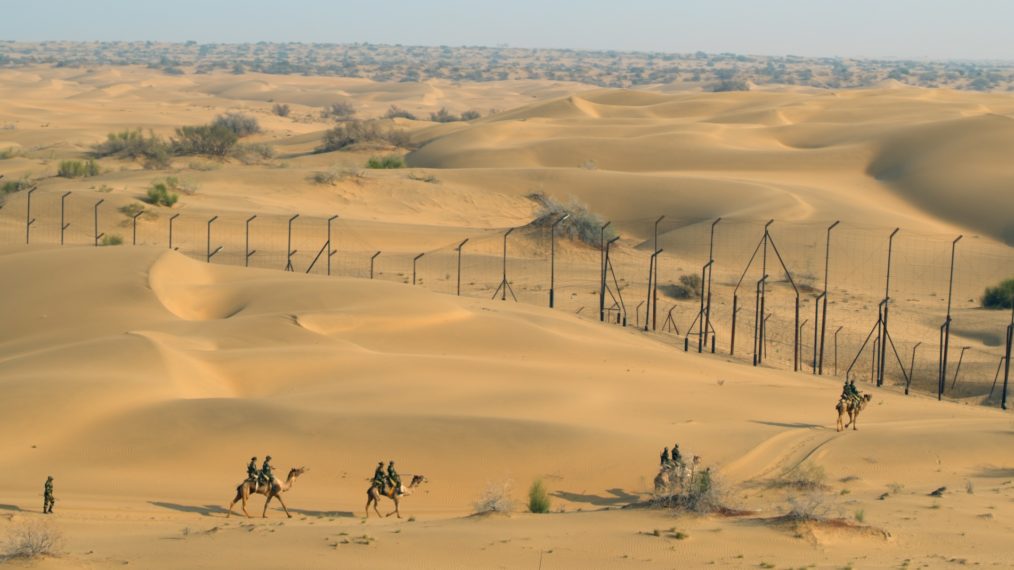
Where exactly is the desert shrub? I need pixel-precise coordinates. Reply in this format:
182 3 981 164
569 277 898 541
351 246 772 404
145 180 179 207
93 129 171 168
652 468 726 514
528 479 550 514
384 105 416 120
272 103 291 117
0 147 21 159
118 203 146 218
316 119 410 152
188 160 221 171
461 109 481 121
231 142 275 164
660 274 703 300
57 159 100 178
474 479 515 514
709 79 750 92
784 491 835 521
1 519 62 561
1 176 34 195
772 463 827 491
323 101 356 120
310 166 360 185
367 155 405 169
171 124 238 157
212 112 261 137
981 278 1014 309
100 234 124 246
527 192 615 246
429 107 461 123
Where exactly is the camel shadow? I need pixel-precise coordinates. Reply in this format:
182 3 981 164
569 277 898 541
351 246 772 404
551 488 641 507
750 420 823 429
149 502 230 517
975 467 1014 478
0 504 21 512
285 508 355 518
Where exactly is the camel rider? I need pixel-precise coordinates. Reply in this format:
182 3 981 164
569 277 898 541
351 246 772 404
259 456 275 486
840 380 851 403
387 461 402 494
671 443 682 466
247 457 259 483
847 379 862 405
372 462 386 492
660 447 670 467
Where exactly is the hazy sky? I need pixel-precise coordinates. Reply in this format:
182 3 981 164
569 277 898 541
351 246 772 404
4 0 1011 60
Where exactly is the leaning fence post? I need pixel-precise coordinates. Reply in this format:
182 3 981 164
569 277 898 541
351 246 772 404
93 199 105 246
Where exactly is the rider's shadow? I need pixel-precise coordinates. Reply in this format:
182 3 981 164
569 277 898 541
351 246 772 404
551 488 641 507
283 507 355 518
750 420 824 429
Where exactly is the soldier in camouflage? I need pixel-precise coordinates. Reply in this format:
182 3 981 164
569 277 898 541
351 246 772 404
372 462 386 492
43 476 54 514
259 456 275 487
387 461 402 494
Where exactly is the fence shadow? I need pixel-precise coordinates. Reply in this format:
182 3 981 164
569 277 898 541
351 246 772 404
551 487 641 507
149 501 230 517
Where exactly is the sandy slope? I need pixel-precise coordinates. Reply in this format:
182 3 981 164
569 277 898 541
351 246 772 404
1 246 1012 568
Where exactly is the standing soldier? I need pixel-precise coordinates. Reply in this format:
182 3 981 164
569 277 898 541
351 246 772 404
371 462 386 492
660 447 670 467
259 455 275 488
43 476 55 514
387 461 402 494
246 456 259 490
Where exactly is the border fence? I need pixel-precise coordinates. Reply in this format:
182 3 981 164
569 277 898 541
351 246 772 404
2 189 1012 409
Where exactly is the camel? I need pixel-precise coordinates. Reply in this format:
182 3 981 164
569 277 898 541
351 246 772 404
227 466 307 519
836 393 873 432
653 456 702 494
365 475 426 519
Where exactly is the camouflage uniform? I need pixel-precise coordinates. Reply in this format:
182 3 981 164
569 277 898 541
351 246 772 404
259 456 274 486
671 444 682 466
847 381 862 406
372 462 387 492
43 476 54 514
387 461 402 493
660 447 670 467
247 457 259 481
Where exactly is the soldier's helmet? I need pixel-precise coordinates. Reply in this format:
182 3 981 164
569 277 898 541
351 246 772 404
251 456 257 461
378 461 384 466
389 460 395 465
266 455 272 460
47 476 53 480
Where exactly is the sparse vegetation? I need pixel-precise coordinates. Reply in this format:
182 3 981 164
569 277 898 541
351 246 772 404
118 203 146 218
854 509 865 523
57 159 100 178
473 479 515 514
100 234 124 246
323 101 356 120
430 107 464 123
310 166 361 185
981 278 1014 309
1 176 34 196
461 109 482 121
771 463 828 491
92 129 171 169
784 491 834 521
231 142 275 164
528 479 550 513
660 274 703 300
384 105 416 120
1 519 62 561
171 124 238 157
145 180 180 207
212 112 261 137
709 78 750 92
271 103 291 117
366 155 405 169
316 119 410 152
0 147 22 159
527 192 615 246
653 467 726 514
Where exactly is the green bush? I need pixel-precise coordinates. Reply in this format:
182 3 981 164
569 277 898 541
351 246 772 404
316 120 410 152
57 159 100 178
93 129 171 166
528 479 550 514
212 112 261 137
0 147 21 159
171 124 238 157
367 155 405 169
982 278 1014 309
99 234 124 246
1 176 34 195
145 181 179 207
461 110 481 121
429 107 462 123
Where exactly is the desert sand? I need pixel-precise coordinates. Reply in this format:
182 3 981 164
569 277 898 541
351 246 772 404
1 66 1013 568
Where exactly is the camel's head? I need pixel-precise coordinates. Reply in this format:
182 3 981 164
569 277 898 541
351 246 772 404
287 466 308 479
692 455 701 465
408 474 427 488
862 393 873 403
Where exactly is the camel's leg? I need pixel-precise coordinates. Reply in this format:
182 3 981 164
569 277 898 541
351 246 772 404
385 496 401 518
240 486 253 518
274 493 292 519
227 489 243 518
851 411 859 431
262 493 274 518
365 494 373 519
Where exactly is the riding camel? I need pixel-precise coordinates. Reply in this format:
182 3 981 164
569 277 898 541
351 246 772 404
365 475 426 519
654 456 702 494
227 466 307 518
836 393 873 432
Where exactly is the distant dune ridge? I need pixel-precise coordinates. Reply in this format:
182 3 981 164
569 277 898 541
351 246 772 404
0 66 1013 568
